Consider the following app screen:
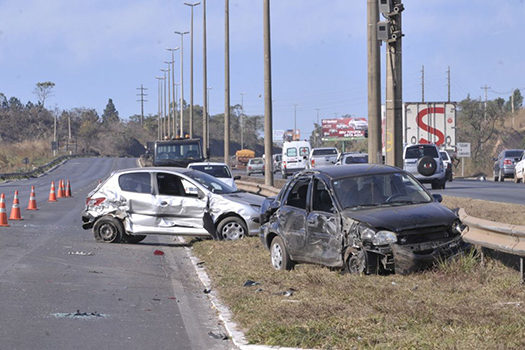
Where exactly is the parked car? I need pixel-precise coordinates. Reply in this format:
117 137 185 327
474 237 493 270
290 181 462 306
187 162 240 189
493 149 524 182
281 140 311 179
309 147 339 168
335 152 368 165
439 151 453 182
514 152 525 183
403 143 447 189
82 167 264 243
247 157 265 176
272 154 282 173
259 165 467 274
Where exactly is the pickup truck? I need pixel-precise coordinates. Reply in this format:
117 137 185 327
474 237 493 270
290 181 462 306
309 147 339 168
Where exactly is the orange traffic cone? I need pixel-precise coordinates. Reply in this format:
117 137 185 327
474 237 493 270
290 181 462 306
48 181 57 202
27 185 38 210
57 179 64 198
0 193 9 227
9 190 22 220
65 180 72 198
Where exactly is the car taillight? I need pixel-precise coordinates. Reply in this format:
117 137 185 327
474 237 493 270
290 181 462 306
311 159 315 166
282 160 286 169
504 159 512 165
86 197 106 206
248 166 252 170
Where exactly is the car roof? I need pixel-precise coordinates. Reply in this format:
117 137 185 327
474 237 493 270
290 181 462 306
296 164 401 181
188 162 228 167
111 167 192 175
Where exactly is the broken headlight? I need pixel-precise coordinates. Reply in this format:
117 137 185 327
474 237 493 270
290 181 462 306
451 220 466 235
359 224 397 246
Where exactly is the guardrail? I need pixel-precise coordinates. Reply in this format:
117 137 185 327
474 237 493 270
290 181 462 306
0 154 91 181
459 208 525 283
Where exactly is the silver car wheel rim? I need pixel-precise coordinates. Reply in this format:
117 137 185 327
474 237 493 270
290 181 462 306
221 222 244 240
100 223 116 241
271 243 283 269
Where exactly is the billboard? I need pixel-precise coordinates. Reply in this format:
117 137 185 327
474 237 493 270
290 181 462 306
321 117 368 141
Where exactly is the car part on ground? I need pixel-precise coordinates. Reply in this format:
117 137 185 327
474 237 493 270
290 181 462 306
403 143 447 190
82 167 264 243
260 165 468 275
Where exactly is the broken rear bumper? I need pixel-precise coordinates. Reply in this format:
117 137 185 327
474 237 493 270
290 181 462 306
81 212 96 230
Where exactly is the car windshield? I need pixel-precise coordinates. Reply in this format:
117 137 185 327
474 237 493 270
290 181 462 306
345 155 368 164
251 158 263 165
332 172 432 210
157 142 202 160
312 149 338 156
190 165 231 178
185 170 237 194
405 145 438 159
505 151 523 158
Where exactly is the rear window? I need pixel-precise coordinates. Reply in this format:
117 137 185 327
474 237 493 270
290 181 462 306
405 145 438 159
299 147 310 156
250 158 263 164
312 148 338 156
189 165 231 178
504 151 523 158
440 152 450 161
345 155 368 164
286 148 297 157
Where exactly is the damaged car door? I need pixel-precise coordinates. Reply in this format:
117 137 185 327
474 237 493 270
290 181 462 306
119 172 157 229
306 177 342 267
151 172 209 236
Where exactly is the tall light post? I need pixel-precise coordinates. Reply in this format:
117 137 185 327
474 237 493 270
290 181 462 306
175 82 180 137
167 47 179 137
224 0 230 165
263 0 274 186
207 86 212 155
240 92 245 149
185 2 201 139
161 68 170 139
155 76 164 140
202 0 208 157
175 31 189 137
163 62 173 138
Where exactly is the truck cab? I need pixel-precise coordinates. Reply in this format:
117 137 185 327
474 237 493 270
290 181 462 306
150 138 204 167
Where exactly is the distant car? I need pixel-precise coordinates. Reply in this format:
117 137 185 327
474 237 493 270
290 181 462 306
259 165 466 274
272 154 282 173
515 152 525 183
247 157 265 176
309 147 339 168
439 151 453 182
403 143 447 190
188 162 240 189
336 152 368 165
493 149 524 182
82 167 264 242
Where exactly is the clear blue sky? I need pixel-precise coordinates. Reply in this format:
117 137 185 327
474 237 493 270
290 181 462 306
1 0 524 138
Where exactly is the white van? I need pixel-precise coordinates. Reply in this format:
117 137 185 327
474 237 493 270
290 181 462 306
281 140 311 179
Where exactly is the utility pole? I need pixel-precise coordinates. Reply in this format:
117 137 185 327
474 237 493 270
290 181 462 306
167 48 179 136
447 66 451 102
164 62 172 138
136 84 148 126
161 68 169 139
202 0 208 158
263 0 274 186
155 77 163 140
185 2 201 139
224 0 231 165
175 31 189 137
481 84 490 120
367 0 381 164
207 86 212 154
315 108 321 147
381 0 404 168
175 82 180 136
421 65 424 103
240 92 245 149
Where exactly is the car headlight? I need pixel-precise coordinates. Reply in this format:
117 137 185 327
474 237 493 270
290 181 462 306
451 220 465 235
358 224 397 245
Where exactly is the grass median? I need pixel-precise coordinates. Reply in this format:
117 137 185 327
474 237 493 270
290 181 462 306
192 196 525 349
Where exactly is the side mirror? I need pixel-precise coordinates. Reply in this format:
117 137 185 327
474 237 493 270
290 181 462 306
432 194 443 203
233 175 241 180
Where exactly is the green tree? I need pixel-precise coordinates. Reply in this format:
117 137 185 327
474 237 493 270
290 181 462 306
102 98 119 124
33 81 55 107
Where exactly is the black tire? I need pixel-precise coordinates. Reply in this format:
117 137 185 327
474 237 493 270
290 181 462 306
494 172 499 182
93 216 123 243
345 249 367 274
417 156 437 176
499 170 504 182
216 216 247 240
123 234 147 244
270 236 294 270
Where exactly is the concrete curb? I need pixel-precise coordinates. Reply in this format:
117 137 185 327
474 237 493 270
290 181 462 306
178 237 311 350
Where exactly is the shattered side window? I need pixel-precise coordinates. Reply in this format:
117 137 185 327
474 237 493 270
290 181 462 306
312 179 335 213
285 179 310 210
119 173 151 194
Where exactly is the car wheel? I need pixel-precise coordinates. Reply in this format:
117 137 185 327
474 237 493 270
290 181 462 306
123 234 146 244
499 170 504 182
93 216 123 243
346 250 366 274
270 236 293 271
217 216 247 240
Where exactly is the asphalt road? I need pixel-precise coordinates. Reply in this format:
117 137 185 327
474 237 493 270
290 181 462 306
0 157 234 350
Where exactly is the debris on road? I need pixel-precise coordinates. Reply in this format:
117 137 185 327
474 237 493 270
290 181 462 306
208 331 229 340
154 249 165 256
52 310 107 319
243 279 260 287
67 251 94 256
203 288 211 294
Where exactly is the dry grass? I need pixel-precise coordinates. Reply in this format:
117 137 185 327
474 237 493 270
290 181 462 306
443 195 525 225
192 196 525 349
0 140 54 173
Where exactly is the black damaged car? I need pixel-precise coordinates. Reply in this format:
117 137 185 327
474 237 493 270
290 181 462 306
260 164 467 274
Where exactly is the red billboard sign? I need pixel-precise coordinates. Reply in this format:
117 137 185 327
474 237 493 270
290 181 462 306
321 117 368 141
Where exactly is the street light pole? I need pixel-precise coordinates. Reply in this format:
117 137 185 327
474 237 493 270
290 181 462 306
263 0 274 186
175 31 189 137
185 2 201 139
161 68 169 139
167 48 179 137
155 77 164 140
202 0 208 157
224 0 231 165
163 62 172 138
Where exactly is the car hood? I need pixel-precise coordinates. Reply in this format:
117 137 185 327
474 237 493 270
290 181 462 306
221 191 265 207
341 202 456 232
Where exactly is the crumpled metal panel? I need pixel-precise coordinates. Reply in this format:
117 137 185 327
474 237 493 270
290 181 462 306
85 187 128 219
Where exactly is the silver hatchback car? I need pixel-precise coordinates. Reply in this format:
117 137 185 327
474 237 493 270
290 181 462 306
82 167 264 243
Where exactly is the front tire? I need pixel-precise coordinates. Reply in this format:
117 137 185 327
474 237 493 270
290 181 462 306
270 236 294 270
124 234 146 244
217 216 247 240
93 216 123 243
499 170 505 182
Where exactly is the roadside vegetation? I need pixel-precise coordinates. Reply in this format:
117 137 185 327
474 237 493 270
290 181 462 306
192 195 525 348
